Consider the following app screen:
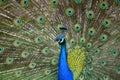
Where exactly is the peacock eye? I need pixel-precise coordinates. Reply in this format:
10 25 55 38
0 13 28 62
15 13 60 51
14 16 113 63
68 11 72 14
94 49 100 55
50 0 59 7
17 19 21 24
111 50 119 56
86 43 92 49
42 47 50 56
103 75 109 79
0 48 2 51
75 0 82 4
53 1 57 4
102 18 111 27
116 67 120 74
40 18 44 23
100 60 106 66
14 18 23 26
21 51 30 58
51 58 58 65
100 34 107 41
88 28 95 36
74 24 81 32
6 57 14 64
102 4 105 7
79 74 84 79
88 65 93 71
15 70 22 77
21 0 29 7
70 39 76 46
13 40 22 47
86 10 95 20
116 0 120 3
87 57 92 63
37 16 46 24
80 37 86 44
89 13 92 16
18 71 21 74
100 1 108 10
29 63 36 69
24 1 28 5
2 0 6 3
0 47 4 54
35 37 43 43
66 8 75 16
45 69 51 75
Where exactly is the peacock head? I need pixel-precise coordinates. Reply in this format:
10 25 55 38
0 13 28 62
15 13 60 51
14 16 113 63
56 35 66 45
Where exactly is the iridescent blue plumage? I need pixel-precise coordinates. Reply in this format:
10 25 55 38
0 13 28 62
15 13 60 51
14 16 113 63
56 35 73 80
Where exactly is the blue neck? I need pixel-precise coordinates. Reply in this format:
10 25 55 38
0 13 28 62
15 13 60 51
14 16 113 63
59 44 69 69
58 43 73 80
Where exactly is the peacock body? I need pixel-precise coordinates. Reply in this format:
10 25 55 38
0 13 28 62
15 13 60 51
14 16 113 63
0 0 120 80
56 35 73 80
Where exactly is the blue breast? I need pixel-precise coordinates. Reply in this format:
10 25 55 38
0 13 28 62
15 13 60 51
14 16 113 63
58 44 73 80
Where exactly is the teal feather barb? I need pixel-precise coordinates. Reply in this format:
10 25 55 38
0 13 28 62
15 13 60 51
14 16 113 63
0 0 120 80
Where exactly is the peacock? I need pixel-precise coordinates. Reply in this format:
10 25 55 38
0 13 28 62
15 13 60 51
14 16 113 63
0 0 120 80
